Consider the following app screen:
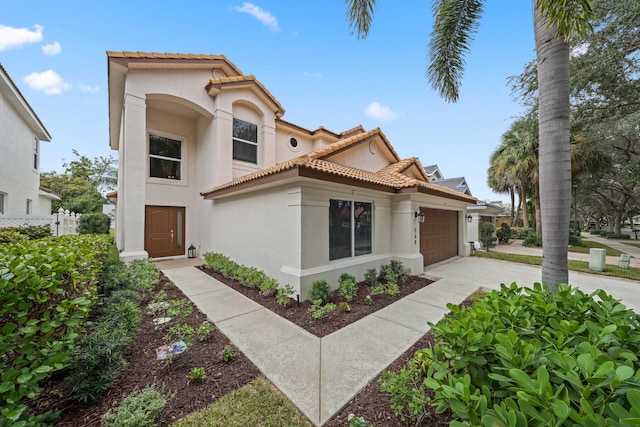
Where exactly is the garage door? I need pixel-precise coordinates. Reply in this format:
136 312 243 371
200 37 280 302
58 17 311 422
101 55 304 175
419 208 458 266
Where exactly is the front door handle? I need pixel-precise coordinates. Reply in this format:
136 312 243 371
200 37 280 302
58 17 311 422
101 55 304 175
171 230 174 242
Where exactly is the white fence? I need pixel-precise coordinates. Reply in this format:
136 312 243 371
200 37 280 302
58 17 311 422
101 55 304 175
0 208 81 236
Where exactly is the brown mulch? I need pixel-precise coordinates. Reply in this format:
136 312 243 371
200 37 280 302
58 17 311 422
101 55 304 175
196 265 435 337
30 266 456 426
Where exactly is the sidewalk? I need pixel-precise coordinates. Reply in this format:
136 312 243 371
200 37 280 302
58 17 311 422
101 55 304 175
159 255 640 426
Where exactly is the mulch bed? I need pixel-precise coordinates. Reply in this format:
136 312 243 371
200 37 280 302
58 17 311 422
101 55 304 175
30 266 455 426
196 265 435 337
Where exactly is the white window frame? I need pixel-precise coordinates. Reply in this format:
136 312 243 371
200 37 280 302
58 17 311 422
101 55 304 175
33 138 39 171
147 131 187 186
329 199 373 261
232 118 258 164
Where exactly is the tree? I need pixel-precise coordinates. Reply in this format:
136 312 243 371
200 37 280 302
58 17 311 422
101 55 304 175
489 115 540 232
345 0 594 290
40 151 117 214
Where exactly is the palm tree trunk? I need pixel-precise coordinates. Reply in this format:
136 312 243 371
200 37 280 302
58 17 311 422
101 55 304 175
535 4 571 290
535 183 542 234
521 186 530 229
510 188 516 226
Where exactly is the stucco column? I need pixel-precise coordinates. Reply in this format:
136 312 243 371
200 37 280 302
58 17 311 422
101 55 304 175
120 93 148 261
214 109 233 184
390 197 423 274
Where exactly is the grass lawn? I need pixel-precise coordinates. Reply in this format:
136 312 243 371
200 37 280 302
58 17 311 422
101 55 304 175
621 241 640 249
569 240 624 257
474 251 640 281
170 376 312 427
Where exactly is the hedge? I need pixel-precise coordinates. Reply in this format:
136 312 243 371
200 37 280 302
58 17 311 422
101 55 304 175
0 234 110 425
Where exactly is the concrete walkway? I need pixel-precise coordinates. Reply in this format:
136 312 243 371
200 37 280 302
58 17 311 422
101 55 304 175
158 255 639 426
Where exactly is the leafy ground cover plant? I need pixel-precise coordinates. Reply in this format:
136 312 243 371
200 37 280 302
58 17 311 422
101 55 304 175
188 367 207 383
197 321 215 342
309 300 337 320
101 384 167 427
339 273 358 301
219 344 237 363
380 282 640 426
276 284 295 306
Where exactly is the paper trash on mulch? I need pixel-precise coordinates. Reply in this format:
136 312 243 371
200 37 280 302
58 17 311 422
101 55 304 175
156 340 187 360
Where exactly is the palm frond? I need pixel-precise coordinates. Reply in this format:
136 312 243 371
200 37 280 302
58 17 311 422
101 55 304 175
427 0 485 102
345 0 378 40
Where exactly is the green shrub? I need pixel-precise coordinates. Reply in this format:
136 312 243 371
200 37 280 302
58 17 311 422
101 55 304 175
77 212 111 234
568 234 583 246
338 275 358 302
339 301 351 312
101 385 166 427
0 224 51 240
379 260 410 284
381 283 640 426
0 230 27 243
127 259 160 295
370 284 385 295
0 235 109 424
308 280 332 304
197 321 215 342
259 278 279 296
276 284 295 306
607 233 631 240
219 345 237 363
107 288 142 305
364 268 378 287
188 367 207 383
164 323 195 347
496 223 512 243
510 227 534 239
523 232 543 247
308 300 337 320
166 298 193 320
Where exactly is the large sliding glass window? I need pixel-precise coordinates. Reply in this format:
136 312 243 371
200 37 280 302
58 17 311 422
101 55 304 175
329 199 372 260
149 134 182 180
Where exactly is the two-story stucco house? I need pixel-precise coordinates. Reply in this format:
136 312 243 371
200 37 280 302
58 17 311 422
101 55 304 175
0 64 58 217
107 51 476 298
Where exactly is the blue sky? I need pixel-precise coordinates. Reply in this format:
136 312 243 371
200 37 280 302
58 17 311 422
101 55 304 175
1 1 535 201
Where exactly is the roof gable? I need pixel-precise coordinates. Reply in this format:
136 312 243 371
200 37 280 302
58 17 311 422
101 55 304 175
206 75 284 118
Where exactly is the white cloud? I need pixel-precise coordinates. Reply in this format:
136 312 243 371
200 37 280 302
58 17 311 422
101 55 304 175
41 41 61 55
23 70 71 95
234 2 280 32
365 102 402 121
79 83 99 93
0 24 43 51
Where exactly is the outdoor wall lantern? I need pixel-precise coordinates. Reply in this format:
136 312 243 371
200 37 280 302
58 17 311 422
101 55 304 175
415 211 426 223
467 214 473 223
188 244 197 259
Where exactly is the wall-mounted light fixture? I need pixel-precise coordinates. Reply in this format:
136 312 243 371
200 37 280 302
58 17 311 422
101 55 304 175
466 214 473 223
415 211 425 223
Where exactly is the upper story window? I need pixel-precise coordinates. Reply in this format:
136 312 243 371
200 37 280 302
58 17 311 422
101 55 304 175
0 193 5 214
26 199 32 215
149 134 182 180
33 138 39 171
233 118 258 164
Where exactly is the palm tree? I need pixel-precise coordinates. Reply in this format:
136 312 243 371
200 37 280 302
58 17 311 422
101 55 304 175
490 116 539 231
345 0 593 290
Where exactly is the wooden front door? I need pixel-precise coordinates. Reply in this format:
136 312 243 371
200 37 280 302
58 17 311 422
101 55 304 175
420 208 458 266
145 206 185 258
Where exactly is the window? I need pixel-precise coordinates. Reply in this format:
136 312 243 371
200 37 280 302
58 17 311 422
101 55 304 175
233 118 258 163
0 193 5 214
33 139 39 170
26 199 32 215
329 199 372 260
149 134 182 180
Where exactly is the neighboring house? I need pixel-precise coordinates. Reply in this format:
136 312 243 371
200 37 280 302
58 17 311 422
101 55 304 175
431 176 472 196
466 201 506 246
107 51 476 297
0 64 59 217
423 164 445 181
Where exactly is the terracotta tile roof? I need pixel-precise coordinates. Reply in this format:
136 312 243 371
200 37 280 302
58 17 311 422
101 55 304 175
200 128 476 203
276 119 342 138
339 125 366 138
206 75 285 117
106 51 243 75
